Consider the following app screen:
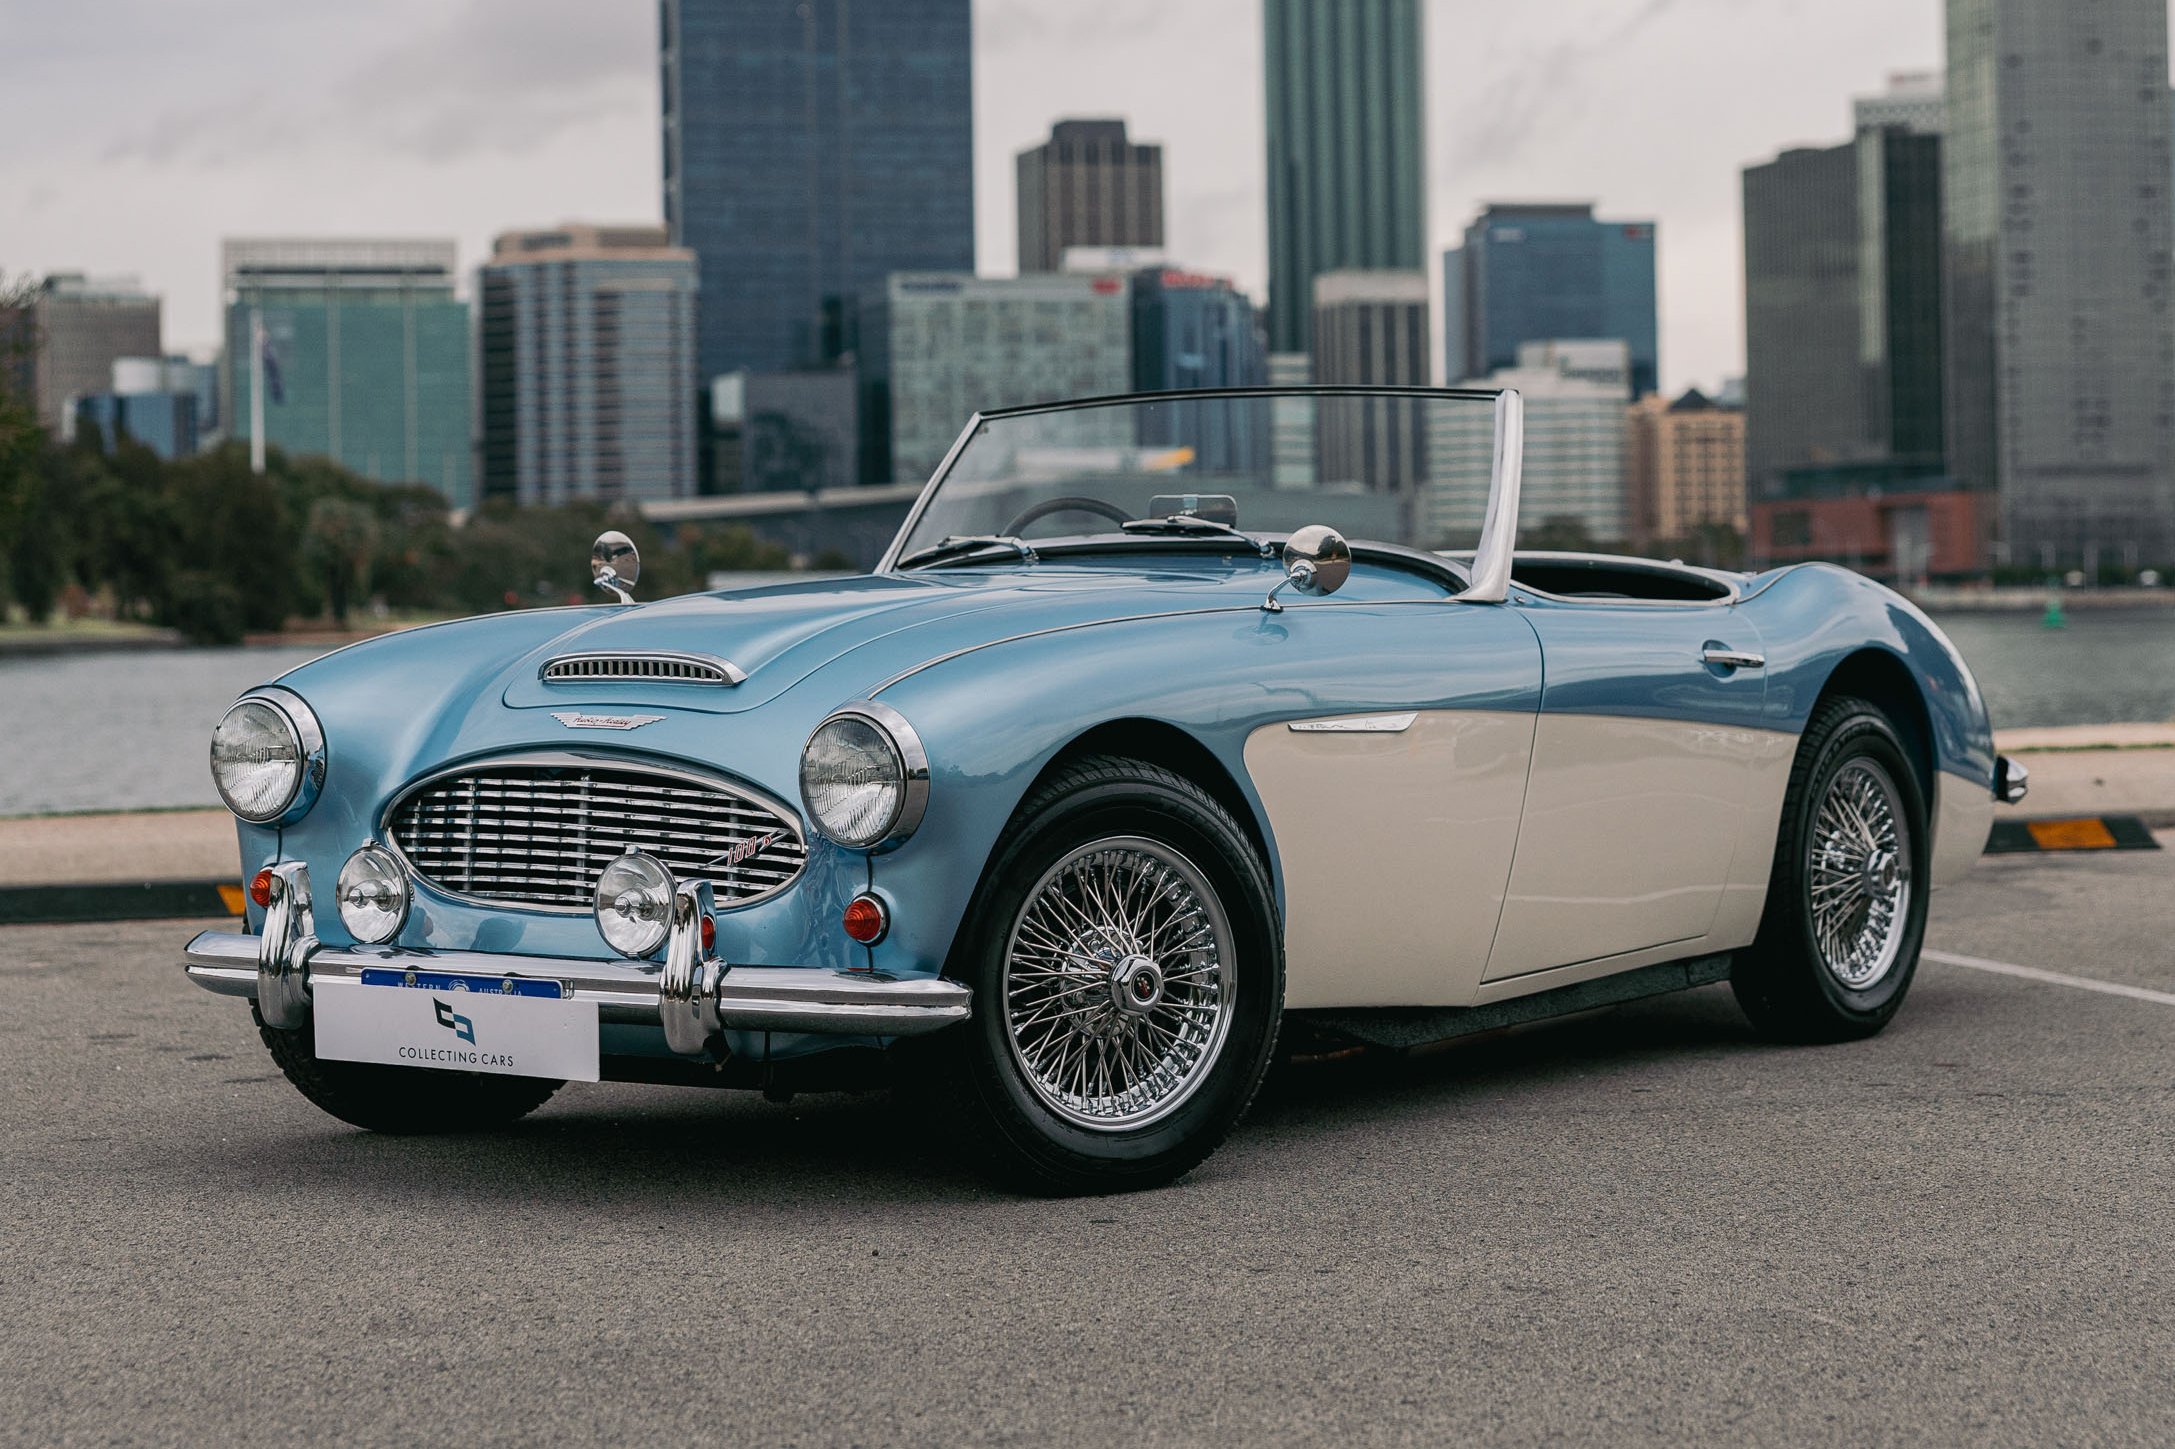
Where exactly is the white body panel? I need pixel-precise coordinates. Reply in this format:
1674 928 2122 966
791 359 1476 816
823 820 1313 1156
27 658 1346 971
1482 715 1794 982
1931 769 1991 888
1246 710 1535 1009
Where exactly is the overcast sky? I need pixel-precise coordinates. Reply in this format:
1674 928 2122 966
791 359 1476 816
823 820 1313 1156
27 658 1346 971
4 0 1966 393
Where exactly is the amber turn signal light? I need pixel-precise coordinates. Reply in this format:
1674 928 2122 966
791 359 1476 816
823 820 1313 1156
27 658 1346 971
248 869 277 908
841 893 889 945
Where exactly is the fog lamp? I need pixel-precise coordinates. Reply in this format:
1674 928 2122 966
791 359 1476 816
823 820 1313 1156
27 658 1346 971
336 844 410 945
595 852 675 957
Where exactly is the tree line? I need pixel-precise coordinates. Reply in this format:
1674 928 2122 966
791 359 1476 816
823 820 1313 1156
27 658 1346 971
0 286 812 645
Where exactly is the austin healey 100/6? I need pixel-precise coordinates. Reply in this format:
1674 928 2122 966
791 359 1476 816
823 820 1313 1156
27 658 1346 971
185 387 2023 1192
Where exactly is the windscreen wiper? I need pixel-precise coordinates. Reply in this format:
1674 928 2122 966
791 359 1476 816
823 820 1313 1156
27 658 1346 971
1119 516 1250 539
894 534 1036 570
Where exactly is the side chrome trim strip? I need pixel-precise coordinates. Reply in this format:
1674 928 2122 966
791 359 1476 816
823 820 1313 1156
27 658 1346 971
1288 713 1419 734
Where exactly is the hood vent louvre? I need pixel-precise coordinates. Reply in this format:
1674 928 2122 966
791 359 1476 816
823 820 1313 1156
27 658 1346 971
541 651 746 686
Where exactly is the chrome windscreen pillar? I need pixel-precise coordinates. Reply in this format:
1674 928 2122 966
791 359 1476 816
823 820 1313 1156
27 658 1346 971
256 862 317 1030
659 878 727 1055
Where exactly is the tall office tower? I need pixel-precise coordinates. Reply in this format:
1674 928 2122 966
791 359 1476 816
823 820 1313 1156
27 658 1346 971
1626 388 1746 543
661 0 974 384
1262 0 1425 356
1442 203 1660 399
862 273 1132 485
477 224 699 506
222 239 471 503
1946 0 2175 568
1854 71 1946 134
1129 268 1267 473
1016 120 1164 274
26 274 161 432
1434 340 1632 544
1743 131 1946 490
1310 270 1428 492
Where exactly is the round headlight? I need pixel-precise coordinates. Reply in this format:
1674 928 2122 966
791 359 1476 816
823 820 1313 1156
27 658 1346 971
799 704 928 850
209 691 323 824
336 844 410 945
595 852 675 957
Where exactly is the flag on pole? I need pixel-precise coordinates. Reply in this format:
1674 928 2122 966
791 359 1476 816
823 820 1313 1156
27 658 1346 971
259 326 284 406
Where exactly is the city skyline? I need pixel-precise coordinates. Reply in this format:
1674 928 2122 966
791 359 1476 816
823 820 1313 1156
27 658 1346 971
5 0 1985 395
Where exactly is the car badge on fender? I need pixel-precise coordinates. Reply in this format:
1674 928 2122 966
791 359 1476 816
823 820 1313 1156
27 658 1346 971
551 711 666 731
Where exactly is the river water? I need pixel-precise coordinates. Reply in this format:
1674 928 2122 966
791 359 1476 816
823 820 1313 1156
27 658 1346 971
5 608 2172 817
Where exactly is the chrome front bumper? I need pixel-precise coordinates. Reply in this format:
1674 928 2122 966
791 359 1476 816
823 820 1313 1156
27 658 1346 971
184 862 968 1050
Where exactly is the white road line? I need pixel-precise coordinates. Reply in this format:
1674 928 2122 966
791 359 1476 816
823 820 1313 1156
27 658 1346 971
1922 949 2175 1007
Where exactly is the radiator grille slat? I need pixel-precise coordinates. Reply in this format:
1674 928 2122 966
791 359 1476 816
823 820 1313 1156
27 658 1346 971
387 763 805 909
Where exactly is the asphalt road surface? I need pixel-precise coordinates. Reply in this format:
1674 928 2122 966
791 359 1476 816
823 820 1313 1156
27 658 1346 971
4 841 2172 1447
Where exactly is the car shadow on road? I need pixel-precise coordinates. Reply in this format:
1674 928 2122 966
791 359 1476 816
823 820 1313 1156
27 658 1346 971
175 985 1776 1205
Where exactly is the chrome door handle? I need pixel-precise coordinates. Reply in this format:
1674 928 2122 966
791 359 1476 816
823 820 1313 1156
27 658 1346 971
1702 647 1765 670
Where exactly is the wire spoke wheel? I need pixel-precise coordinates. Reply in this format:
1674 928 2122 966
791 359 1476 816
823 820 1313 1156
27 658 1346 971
1001 834 1236 1132
1805 758 1913 991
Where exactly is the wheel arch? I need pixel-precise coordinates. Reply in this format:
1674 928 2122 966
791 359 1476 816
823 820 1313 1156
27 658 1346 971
1813 647 1936 806
1027 717 1277 886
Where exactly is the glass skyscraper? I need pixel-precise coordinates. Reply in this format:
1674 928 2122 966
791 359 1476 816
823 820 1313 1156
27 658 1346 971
477 225 699 506
1443 204 1659 399
1262 0 1426 356
1945 0 2175 568
661 0 975 383
222 239 471 506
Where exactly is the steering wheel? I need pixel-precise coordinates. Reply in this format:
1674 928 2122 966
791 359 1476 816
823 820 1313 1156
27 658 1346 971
1002 495 1134 535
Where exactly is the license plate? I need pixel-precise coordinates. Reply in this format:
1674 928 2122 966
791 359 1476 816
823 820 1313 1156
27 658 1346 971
313 976 600 1083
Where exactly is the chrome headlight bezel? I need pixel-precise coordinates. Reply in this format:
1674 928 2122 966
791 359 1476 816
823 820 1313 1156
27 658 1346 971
335 842 411 945
209 686 326 826
798 701 929 852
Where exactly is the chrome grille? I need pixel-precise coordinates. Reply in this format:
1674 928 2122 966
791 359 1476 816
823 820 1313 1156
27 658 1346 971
541 652 744 686
386 762 806 910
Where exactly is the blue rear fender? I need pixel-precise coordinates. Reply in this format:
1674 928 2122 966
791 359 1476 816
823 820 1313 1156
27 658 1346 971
1739 564 1995 790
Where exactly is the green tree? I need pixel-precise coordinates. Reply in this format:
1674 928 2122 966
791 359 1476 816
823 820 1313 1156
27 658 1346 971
302 495 381 625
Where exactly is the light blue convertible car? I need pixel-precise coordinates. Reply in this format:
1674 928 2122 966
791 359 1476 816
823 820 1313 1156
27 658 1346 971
185 388 2025 1192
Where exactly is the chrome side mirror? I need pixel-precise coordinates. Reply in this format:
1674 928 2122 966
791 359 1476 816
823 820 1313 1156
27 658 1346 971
591 530 640 605
1262 525 1351 613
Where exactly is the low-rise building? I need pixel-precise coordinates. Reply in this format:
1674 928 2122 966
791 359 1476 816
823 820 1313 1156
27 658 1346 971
1432 339 1631 545
1626 388 1746 543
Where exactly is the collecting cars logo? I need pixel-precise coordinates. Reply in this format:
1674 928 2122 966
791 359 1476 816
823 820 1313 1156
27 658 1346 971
434 997 475 1044
392 994 517 1070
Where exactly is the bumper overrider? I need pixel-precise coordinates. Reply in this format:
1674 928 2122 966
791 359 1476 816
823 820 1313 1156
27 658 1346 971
183 861 969 1052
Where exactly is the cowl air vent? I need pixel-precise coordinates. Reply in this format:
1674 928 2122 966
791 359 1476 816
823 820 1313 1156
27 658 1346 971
541 651 746 686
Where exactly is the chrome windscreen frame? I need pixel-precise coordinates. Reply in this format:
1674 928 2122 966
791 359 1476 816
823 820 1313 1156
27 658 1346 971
377 750 810 916
871 384 1523 578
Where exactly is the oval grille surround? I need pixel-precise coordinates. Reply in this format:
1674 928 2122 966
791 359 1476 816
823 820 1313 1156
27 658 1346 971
385 761 807 911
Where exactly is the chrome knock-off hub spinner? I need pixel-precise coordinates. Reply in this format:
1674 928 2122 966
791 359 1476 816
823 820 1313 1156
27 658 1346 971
1110 954 1164 1015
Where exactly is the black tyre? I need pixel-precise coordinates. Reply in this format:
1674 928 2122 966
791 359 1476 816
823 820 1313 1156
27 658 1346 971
934 756 1284 1194
254 1005 562 1133
1732 696 1930 1042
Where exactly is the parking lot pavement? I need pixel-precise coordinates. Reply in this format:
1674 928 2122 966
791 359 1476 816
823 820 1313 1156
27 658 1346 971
2 847 2170 1449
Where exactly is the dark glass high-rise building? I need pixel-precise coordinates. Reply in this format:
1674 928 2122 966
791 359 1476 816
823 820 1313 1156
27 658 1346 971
1945 0 2175 568
1262 0 1425 356
1016 120 1164 273
1741 131 1944 503
661 0 974 383
1442 203 1659 398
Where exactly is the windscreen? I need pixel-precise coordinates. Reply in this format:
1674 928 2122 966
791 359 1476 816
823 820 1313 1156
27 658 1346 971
891 391 1503 561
